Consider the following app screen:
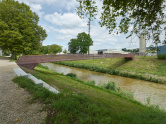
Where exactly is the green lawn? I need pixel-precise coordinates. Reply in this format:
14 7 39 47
57 57 166 76
17 66 166 124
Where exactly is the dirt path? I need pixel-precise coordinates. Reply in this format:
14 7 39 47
0 57 46 124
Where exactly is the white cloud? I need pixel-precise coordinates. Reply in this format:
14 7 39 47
30 4 44 17
16 0 145 50
17 0 44 17
18 0 78 11
45 12 87 29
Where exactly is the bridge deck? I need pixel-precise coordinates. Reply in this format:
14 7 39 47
17 54 134 70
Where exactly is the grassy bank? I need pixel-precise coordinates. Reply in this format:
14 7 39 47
55 57 166 84
13 66 166 124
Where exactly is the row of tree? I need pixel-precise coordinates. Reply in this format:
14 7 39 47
31 44 63 55
122 48 139 52
68 32 93 54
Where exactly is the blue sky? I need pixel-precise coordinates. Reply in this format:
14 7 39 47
17 0 165 51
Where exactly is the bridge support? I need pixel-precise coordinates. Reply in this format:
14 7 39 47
18 63 38 70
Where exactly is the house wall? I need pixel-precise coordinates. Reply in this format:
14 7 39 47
157 45 166 55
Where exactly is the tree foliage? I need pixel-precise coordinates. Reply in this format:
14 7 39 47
68 32 93 54
40 46 49 55
48 44 62 54
63 49 68 54
77 0 97 20
77 0 166 44
0 0 47 59
122 48 139 52
68 39 79 54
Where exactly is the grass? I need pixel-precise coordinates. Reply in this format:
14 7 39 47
157 62 166 76
13 65 166 124
37 63 49 69
55 57 166 84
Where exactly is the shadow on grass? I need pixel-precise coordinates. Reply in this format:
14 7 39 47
108 59 130 69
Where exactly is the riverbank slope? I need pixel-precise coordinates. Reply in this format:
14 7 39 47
55 57 166 84
20 65 166 123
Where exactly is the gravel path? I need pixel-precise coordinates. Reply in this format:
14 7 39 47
0 57 47 124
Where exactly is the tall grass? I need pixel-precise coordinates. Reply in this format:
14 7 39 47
101 82 134 100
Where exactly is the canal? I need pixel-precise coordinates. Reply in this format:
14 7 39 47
42 63 166 110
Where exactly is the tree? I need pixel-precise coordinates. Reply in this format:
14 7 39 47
76 0 97 54
68 32 93 54
77 0 97 34
68 39 79 54
48 44 62 54
77 0 166 44
0 0 47 59
63 49 67 54
77 32 93 54
40 46 49 54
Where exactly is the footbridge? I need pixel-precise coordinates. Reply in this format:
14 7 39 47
17 54 134 70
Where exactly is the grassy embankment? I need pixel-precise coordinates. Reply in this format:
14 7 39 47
55 57 166 84
13 65 166 124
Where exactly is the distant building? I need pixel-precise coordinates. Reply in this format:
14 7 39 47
89 49 98 54
0 47 2 56
96 49 129 55
157 45 166 55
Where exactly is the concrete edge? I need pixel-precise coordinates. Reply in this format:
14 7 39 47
13 68 59 94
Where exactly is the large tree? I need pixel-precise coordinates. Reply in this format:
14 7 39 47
68 39 79 54
0 0 47 59
68 32 93 54
48 44 62 54
77 0 166 44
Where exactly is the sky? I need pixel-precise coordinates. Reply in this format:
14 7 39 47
17 0 165 51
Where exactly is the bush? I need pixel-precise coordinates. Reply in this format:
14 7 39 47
86 80 96 85
157 54 166 59
66 73 77 78
102 82 119 92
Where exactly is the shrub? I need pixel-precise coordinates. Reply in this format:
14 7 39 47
86 80 96 85
102 82 119 92
157 54 166 59
66 73 77 78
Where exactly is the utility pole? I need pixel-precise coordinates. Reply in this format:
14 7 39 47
88 18 90 35
87 17 91 54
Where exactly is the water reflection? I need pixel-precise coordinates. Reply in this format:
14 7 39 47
42 63 166 110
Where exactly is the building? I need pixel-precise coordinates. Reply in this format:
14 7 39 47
157 45 166 55
0 47 2 56
89 49 98 54
96 49 129 55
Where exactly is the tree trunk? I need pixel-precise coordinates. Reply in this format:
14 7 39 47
11 51 17 60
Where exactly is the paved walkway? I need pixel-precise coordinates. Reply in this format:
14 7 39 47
0 57 46 124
